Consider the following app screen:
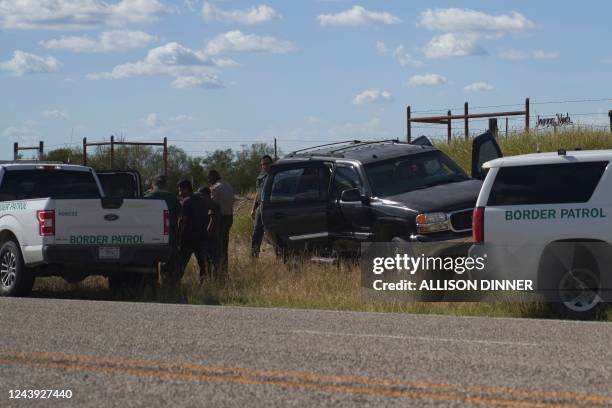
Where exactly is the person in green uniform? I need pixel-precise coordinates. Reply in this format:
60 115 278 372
145 174 181 285
250 155 273 258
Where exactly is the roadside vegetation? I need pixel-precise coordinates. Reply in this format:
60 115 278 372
33 128 612 321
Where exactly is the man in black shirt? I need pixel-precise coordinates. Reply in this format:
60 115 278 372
177 179 210 284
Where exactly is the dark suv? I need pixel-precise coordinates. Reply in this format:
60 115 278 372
261 133 501 257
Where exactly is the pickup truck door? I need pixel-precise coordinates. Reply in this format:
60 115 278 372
261 163 331 250
96 171 142 198
471 131 503 180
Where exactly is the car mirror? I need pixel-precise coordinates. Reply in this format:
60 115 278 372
340 188 361 202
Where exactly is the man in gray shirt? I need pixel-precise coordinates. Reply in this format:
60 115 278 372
208 170 234 278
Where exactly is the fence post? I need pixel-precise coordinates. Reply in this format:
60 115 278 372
609 110 612 134
447 110 452 143
488 118 498 137
83 138 87 166
464 102 469 140
274 138 278 160
163 137 168 177
110 135 115 168
406 106 411 143
39 141 44 160
505 117 509 137
13 142 18 161
525 97 530 133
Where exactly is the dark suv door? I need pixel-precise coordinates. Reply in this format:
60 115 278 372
262 162 331 251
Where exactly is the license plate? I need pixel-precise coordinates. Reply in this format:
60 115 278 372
99 247 120 260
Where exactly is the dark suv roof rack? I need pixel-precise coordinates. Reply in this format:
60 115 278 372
329 139 401 155
288 139 403 158
288 140 362 157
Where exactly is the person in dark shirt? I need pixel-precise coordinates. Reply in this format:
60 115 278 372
145 174 181 286
177 179 210 284
197 186 220 280
250 155 273 258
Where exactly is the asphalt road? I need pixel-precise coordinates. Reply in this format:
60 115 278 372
1 298 612 407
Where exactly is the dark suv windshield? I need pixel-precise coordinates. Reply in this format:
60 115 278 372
0 169 101 200
364 151 468 197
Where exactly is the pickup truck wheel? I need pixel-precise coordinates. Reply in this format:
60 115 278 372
554 267 602 320
0 241 34 297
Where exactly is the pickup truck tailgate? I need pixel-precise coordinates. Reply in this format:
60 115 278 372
53 199 167 246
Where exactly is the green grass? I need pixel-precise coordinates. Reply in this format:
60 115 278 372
33 129 612 321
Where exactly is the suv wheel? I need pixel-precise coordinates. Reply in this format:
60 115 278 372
555 267 602 320
0 241 34 297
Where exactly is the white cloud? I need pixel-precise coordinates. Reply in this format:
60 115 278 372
532 50 558 59
464 82 494 92
204 30 295 55
0 0 165 30
174 114 195 122
202 1 278 25
420 8 534 35
87 42 218 80
171 74 224 89
498 48 528 60
376 41 389 54
318 6 401 27
144 113 160 127
406 74 447 87
352 89 394 105
2 123 41 143
423 33 486 58
0 50 60 76
498 48 558 60
41 30 156 53
43 109 69 119
376 41 423 67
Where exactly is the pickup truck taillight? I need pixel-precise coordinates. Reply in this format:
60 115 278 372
37 210 55 236
472 207 484 243
163 210 170 235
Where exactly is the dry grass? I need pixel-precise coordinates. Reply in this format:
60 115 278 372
32 129 612 320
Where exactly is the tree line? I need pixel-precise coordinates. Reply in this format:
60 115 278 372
43 142 276 194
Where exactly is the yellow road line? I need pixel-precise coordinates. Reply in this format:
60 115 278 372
0 357 577 408
1 351 607 407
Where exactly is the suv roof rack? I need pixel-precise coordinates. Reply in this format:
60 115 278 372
287 139 403 158
288 140 362 157
329 139 401 155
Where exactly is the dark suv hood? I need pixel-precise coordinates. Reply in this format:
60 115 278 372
382 179 482 212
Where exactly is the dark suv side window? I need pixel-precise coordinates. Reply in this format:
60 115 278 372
0 170 100 201
488 162 608 206
332 165 362 200
270 166 327 203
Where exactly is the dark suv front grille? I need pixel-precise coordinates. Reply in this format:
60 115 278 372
449 209 473 232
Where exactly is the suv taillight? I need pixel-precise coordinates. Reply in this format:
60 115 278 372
37 210 55 236
472 207 484 243
163 210 170 235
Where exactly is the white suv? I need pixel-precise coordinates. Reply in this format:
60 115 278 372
470 149 612 319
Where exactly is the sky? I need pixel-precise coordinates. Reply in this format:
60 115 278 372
1 0 611 160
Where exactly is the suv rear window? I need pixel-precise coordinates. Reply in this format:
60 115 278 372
0 170 100 200
488 162 608 206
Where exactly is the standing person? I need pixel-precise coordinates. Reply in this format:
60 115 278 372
145 175 181 285
197 186 221 278
177 179 210 284
208 170 234 277
250 155 273 258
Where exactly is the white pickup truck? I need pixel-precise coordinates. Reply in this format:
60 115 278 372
0 163 171 296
